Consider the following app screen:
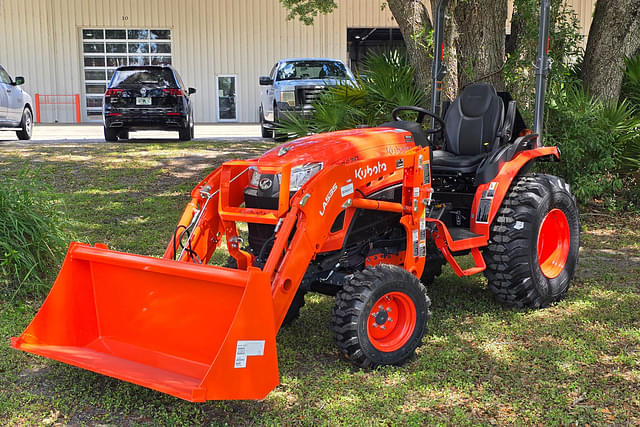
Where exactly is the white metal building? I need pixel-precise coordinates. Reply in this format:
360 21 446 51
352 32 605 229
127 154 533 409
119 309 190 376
0 0 595 124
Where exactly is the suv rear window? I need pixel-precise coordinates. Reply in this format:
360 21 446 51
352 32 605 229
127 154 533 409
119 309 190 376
276 61 348 81
110 68 177 88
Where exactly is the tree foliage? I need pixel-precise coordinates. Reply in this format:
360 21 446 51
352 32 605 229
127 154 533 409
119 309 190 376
505 0 583 122
279 0 337 25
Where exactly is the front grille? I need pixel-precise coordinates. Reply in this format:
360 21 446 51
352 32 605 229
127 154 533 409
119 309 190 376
244 193 277 255
296 87 324 106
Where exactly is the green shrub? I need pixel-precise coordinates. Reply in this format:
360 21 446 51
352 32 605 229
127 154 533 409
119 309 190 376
0 169 70 300
545 84 640 205
278 50 426 138
621 54 640 111
506 0 584 123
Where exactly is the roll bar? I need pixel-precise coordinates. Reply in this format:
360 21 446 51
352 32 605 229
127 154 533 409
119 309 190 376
429 0 552 146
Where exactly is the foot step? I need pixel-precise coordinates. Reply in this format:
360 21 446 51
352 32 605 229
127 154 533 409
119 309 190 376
448 227 483 242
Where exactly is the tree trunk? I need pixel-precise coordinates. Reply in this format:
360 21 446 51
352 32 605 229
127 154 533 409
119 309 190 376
454 0 508 91
581 0 640 104
387 0 434 101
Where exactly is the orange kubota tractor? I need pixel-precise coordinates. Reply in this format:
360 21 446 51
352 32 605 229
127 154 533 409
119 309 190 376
12 0 579 402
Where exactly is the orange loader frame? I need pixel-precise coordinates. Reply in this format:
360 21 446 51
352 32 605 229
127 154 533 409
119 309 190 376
12 146 434 402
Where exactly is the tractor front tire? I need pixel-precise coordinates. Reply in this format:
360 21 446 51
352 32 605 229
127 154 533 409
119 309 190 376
331 264 430 368
281 289 306 327
483 174 579 308
422 252 446 285
224 256 305 326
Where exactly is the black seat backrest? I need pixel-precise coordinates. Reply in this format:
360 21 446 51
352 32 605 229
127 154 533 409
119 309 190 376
444 83 504 156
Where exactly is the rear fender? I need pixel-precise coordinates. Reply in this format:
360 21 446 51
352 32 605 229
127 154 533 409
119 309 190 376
470 146 559 237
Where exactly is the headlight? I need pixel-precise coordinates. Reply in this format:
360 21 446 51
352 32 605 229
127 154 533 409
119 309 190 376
248 166 261 188
280 89 295 107
289 162 323 191
248 163 323 193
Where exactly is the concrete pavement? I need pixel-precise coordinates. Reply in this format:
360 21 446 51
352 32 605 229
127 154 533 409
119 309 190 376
0 123 264 143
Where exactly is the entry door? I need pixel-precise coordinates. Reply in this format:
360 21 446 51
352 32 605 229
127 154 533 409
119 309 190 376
217 75 237 121
0 67 10 123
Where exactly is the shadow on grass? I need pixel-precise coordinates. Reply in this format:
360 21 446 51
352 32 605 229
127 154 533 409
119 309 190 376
1 142 639 424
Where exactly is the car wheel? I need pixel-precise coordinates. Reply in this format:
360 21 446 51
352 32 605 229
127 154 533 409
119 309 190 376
104 126 119 142
260 108 272 138
16 108 33 140
118 129 129 140
272 105 287 142
179 116 193 141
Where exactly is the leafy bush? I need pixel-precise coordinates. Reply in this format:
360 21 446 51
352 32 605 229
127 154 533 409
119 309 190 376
621 54 640 111
545 84 640 205
277 50 426 138
505 0 584 123
0 169 70 300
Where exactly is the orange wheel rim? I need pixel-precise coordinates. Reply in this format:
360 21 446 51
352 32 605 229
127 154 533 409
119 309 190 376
537 208 570 279
367 292 417 352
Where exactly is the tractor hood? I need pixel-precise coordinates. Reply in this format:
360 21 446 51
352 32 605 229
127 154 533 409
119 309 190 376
257 127 416 169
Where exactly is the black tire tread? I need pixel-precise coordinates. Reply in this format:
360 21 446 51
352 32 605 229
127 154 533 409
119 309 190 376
104 126 119 142
16 108 32 140
422 252 446 285
224 256 305 326
331 264 431 368
483 173 578 308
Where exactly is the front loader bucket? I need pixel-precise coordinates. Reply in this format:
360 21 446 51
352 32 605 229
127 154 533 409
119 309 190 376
11 242 279 402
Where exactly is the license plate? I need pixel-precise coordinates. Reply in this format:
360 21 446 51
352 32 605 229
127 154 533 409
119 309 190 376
136 97 152 106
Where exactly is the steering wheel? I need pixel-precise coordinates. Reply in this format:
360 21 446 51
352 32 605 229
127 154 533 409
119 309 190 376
391 106 446 135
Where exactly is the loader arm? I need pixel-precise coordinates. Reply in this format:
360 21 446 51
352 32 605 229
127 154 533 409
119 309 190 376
11 145 433 403
166 146 433 330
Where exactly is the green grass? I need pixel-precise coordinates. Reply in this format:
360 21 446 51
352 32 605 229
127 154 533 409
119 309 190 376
1 140 639 425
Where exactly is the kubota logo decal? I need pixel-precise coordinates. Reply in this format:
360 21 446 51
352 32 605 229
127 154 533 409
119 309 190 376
319 183 338 216
355 161 388 180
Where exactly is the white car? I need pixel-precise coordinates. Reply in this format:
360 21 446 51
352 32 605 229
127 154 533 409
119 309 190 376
0 65 33 140
258 58 356 140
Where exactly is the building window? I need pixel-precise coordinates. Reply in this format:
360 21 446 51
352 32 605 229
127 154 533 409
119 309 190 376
82 28 172 120
217 75 237 121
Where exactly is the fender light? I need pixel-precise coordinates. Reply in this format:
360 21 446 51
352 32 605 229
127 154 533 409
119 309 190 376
249 163 323 192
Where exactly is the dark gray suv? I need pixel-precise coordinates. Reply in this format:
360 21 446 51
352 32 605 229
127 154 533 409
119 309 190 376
0 65 33 140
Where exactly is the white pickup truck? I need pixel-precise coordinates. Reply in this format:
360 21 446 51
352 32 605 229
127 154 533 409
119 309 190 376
258 58 356 140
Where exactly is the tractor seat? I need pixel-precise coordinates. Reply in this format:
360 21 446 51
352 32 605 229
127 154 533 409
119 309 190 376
431 83 505 174
432 150 485 169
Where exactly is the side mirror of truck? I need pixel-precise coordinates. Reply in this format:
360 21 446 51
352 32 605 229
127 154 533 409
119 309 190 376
259 76 273 86
188 87 197 95
14 76 25 86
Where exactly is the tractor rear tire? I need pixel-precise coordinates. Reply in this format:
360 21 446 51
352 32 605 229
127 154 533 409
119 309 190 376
331 264 430 368
483 174 579 308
